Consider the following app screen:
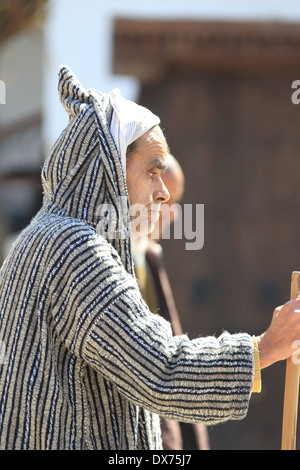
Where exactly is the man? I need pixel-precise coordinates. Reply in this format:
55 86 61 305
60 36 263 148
0 66 299 450
133 153 210 450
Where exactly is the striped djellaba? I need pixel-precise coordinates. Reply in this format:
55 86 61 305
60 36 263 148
0 66 255 450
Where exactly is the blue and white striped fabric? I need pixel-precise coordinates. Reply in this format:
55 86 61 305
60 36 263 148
0 66 255 449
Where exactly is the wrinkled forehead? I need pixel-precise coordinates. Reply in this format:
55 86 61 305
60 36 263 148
150 125 167 144
128 125 168 157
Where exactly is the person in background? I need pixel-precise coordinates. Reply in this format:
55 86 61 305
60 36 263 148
133 153 210 449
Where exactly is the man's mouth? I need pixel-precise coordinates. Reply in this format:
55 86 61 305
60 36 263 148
149 205 161 222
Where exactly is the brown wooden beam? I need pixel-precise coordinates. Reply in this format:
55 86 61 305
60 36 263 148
113 19 300 81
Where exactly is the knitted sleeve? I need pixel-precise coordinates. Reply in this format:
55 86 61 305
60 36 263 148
49 227 255 425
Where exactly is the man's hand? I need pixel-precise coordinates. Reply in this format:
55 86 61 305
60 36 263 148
256 297 300 369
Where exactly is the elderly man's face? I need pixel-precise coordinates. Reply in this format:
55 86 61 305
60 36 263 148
126 128 170 238
150 162 185 241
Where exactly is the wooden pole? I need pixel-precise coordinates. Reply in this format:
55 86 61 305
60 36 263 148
281 271 300 450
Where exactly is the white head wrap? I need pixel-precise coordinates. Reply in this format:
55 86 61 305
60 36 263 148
109 89 160 173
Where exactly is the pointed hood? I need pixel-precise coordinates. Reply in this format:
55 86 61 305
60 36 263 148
41 65 160 272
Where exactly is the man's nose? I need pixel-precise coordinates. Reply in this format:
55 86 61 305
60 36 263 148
154 178 170 203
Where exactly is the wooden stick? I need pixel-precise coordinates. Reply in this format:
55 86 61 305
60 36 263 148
281 271 300 450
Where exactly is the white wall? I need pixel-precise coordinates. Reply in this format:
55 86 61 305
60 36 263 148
0 27 44 127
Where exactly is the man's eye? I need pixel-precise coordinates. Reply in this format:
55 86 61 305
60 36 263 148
149 169 158 177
